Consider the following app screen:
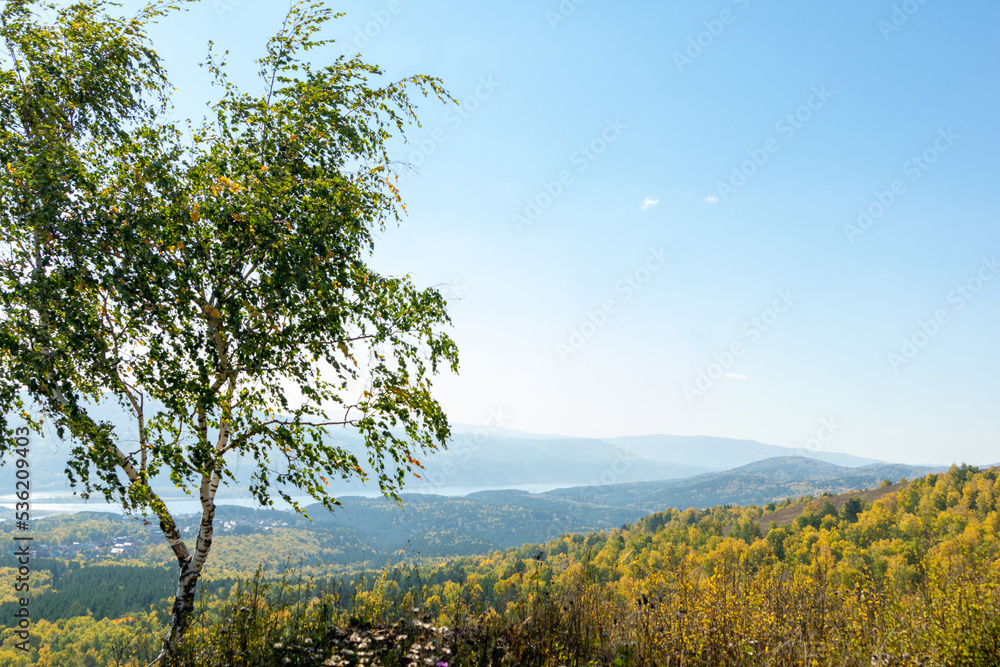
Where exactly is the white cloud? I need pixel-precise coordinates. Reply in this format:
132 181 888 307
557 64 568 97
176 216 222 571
723 372 748 380
641 197 659 211
704 195 719 204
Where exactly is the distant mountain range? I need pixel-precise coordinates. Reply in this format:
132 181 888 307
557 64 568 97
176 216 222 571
541 456 940 514
384 428 884 493
2 428 886 500
0 401 926 503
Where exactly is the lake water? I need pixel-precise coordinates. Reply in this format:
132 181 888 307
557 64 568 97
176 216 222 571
0 482 573 517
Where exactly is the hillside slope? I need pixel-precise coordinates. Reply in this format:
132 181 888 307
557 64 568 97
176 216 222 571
542 457 939 513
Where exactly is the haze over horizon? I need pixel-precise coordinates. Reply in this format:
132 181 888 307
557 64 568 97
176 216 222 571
121 1 1000 468
451 424 988 469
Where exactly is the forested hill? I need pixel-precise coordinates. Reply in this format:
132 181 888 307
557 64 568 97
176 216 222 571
1 465 996 666
0 457 943 576
296 457 940 561
542 456 940 513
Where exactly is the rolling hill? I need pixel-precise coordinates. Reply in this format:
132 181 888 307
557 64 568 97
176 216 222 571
540 457 941 513
5 457 949 572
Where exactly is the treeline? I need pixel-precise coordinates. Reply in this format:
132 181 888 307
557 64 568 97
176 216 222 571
0 512 146 546
390 463 998 665
0 562 238 630
2 469 931 581
192 464 998 666
1 465 997 665
4 493 645 576
0 564 172 626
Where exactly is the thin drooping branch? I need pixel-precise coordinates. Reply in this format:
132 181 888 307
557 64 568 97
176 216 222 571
221 417 355 456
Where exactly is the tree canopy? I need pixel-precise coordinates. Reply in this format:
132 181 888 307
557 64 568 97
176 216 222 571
0 0 458 656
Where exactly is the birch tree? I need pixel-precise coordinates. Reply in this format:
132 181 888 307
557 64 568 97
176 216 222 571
0 0 458 660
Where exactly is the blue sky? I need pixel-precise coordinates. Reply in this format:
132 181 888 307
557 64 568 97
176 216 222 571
144 0 1000 466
